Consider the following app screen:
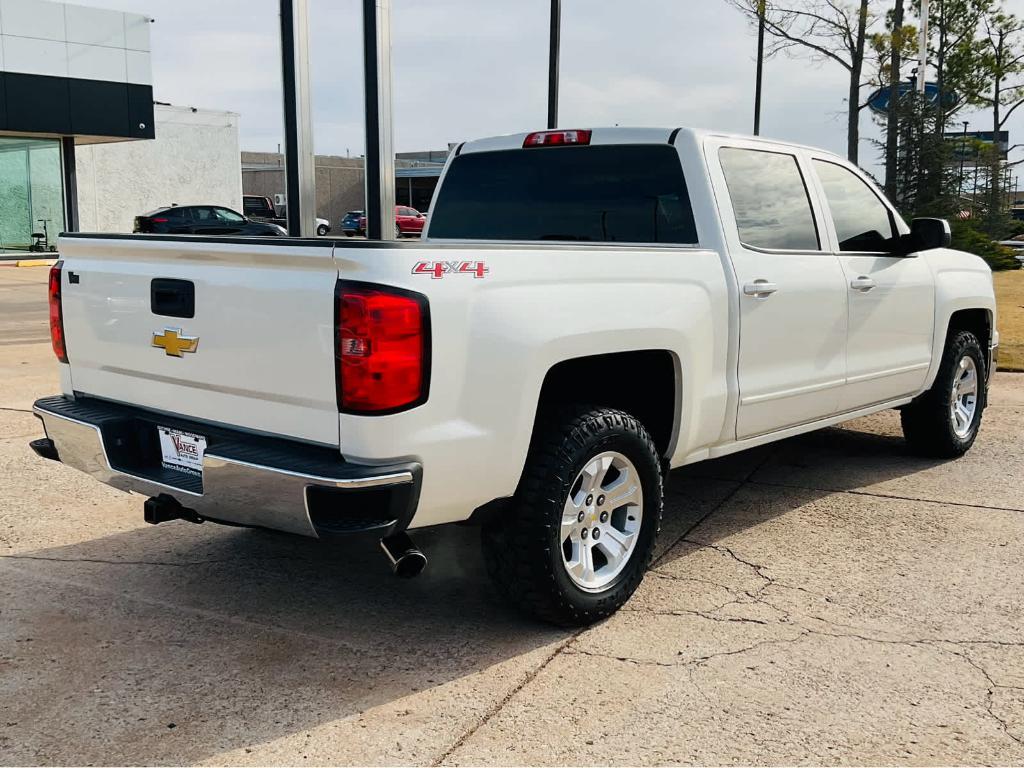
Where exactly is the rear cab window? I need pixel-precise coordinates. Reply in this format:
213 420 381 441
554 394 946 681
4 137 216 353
427 144 698 244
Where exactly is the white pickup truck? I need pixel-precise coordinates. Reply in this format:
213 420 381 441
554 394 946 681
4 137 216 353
33 127 998 625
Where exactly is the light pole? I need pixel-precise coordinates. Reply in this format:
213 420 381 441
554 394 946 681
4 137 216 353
753 0 766 135
958 120 969 200
547 0 561 129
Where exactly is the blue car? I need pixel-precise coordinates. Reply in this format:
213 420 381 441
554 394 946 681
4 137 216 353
341 210 364 237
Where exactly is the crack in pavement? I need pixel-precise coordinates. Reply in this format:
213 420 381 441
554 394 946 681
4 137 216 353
430 635 578 767
746 476 1024 515
432 455 777 765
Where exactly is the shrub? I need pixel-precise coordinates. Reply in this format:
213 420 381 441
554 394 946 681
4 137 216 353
950 220 1022 271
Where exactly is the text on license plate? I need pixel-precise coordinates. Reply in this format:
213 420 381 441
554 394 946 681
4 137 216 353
157 426 207 477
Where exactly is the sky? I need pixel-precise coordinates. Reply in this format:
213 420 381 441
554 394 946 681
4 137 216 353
64 0 1024 178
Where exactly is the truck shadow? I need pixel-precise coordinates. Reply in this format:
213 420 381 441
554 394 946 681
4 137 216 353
4 412 950 764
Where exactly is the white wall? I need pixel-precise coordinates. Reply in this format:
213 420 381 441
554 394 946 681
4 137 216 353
76 105 242 232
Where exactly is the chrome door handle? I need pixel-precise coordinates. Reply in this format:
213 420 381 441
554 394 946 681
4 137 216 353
743 280 778 298
850 276 876 292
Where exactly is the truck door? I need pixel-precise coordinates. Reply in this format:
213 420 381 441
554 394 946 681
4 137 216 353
712 142 849 439
808 157 934 411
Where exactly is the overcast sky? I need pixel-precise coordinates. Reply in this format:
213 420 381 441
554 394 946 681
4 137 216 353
66 0 1024 178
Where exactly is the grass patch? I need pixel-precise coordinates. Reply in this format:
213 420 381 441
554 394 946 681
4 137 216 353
995 270 1024 372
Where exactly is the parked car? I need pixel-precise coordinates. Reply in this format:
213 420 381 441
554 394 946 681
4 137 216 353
358 206 426 237
133 206 286 236
37 127 997 627
274 203 333 236
340 210 364 236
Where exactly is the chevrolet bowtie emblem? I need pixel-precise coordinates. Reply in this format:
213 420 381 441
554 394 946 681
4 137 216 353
152 328 199 357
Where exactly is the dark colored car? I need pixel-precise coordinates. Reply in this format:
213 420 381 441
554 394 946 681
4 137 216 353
242 194 278 220
358 206 427 237
133 206 287 236
340 210 364 236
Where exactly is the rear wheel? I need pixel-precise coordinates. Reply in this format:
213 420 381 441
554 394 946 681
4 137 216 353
482 406 662 626
317 224 328 236
901 329 986 457
395 223 402 239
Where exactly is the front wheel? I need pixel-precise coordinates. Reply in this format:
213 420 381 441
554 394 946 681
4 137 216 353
482 406 663 626
901 329 986 457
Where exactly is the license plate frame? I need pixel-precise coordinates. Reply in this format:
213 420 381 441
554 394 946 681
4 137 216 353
157 426 207 478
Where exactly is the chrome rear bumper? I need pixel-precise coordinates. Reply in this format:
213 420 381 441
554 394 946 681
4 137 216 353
32 395 421 538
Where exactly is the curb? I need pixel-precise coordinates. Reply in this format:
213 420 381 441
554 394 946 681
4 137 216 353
14 259 58 268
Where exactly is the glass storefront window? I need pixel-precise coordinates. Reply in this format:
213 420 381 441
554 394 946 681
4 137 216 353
0 137 65 253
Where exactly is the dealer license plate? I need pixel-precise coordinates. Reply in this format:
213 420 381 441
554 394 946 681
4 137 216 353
157 426 207 477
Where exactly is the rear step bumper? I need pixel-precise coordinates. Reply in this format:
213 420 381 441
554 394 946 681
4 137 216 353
31 395 421 538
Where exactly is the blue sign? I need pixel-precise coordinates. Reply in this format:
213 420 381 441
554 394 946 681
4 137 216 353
867 82 960 114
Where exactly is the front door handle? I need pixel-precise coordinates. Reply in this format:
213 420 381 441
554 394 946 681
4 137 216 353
743 279 778 298
850 276 876 292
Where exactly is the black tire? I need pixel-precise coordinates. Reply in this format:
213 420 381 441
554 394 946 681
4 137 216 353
317 224 329 236
482 406 663 626
395 224 402 239
901 329 986 458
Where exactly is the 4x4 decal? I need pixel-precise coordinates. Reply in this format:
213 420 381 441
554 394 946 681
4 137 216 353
412 260 489 279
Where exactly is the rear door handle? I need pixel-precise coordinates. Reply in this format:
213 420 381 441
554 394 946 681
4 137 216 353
850 276 876 292
743 280 778 298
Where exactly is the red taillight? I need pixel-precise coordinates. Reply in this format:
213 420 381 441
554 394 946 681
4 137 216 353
523 129 592 147
151 217 169 223
48 261 68 363
337 284 429 413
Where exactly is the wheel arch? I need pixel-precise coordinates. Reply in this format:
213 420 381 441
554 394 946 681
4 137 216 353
468 349 681 527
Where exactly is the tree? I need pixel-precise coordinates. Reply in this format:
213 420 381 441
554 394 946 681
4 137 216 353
922 0 991 135
727 0 878 164
884 0 905 199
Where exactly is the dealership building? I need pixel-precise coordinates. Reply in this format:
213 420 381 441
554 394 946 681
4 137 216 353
0 0 157 252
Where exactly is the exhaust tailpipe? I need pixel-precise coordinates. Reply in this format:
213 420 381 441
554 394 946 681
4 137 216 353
380 532 427 578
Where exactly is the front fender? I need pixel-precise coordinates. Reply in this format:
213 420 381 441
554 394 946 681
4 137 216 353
922 249 997 391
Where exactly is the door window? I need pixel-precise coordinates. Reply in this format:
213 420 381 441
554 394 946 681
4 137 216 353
719 147 820 251
813 160 899 252
213 207 246 223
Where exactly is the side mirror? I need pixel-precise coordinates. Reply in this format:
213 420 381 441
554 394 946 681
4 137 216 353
910 217 951 251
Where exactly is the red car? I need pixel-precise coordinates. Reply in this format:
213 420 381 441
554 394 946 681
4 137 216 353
359 206 426 237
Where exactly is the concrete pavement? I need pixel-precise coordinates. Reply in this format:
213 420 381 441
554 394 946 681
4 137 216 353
2 266 1023 765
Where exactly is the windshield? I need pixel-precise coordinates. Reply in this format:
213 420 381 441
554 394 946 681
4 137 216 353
427 144 698 243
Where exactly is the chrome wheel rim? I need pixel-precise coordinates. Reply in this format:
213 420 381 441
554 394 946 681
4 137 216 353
950 355 979 438
560 451 643 593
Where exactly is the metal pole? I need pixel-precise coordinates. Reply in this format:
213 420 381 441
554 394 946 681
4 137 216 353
753 0 766 135
61 137 78 233
547 0 561 129
279 0 316 237
959 120 968 198
362 0 396 241
917 0 929 93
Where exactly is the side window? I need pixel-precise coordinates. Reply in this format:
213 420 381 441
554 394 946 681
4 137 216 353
813 160 898 252
719 147 820 251
214 207 245 223
192 206 214 221
164 207 187 220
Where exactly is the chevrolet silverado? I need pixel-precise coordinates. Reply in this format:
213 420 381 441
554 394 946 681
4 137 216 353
32 127 998 625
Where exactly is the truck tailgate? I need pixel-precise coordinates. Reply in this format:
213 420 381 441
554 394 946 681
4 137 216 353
57 236 340 447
